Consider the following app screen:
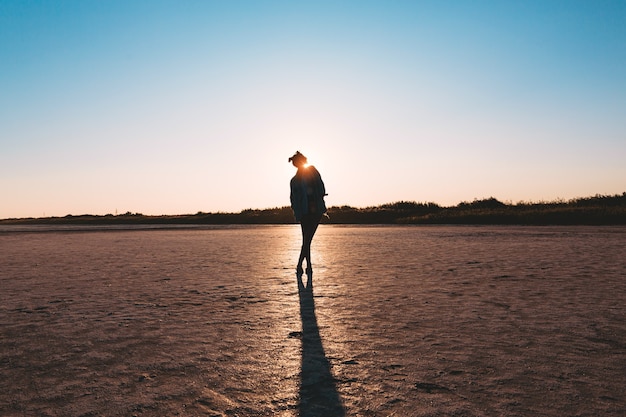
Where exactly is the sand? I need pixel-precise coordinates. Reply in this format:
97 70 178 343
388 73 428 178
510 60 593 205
1 225 625 416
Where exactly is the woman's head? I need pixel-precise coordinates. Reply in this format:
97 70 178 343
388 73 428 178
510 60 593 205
288 151 307 168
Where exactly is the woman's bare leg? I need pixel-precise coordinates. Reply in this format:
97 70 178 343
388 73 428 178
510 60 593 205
298 214 321 273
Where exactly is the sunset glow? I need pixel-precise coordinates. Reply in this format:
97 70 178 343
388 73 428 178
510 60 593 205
1 1 624 218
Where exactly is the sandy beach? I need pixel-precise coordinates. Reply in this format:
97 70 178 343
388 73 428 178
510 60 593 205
1 225 625 416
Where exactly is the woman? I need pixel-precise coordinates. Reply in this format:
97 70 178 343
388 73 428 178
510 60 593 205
289 151 327 276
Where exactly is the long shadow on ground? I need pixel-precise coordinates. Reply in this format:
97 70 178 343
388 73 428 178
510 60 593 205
297 273 346 417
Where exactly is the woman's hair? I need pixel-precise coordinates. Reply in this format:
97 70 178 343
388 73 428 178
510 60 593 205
288 151 307 165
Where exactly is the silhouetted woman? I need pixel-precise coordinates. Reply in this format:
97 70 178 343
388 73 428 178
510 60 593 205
289 151 327 276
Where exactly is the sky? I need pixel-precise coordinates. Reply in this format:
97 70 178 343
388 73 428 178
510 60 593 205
1 0 625 218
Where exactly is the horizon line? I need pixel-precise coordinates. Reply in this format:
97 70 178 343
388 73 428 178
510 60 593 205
2 192 624 221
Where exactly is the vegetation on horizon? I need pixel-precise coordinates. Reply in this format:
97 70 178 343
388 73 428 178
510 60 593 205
2 193 625 226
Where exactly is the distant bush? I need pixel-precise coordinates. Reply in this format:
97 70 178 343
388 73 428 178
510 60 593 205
457 197 506 210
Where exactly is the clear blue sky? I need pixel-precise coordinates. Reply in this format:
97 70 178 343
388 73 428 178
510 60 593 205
1 0 625 218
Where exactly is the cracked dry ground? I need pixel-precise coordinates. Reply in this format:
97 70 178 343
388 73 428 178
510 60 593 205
1 225 625 416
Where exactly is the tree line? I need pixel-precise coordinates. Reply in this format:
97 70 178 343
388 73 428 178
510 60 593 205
2 193 625 226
